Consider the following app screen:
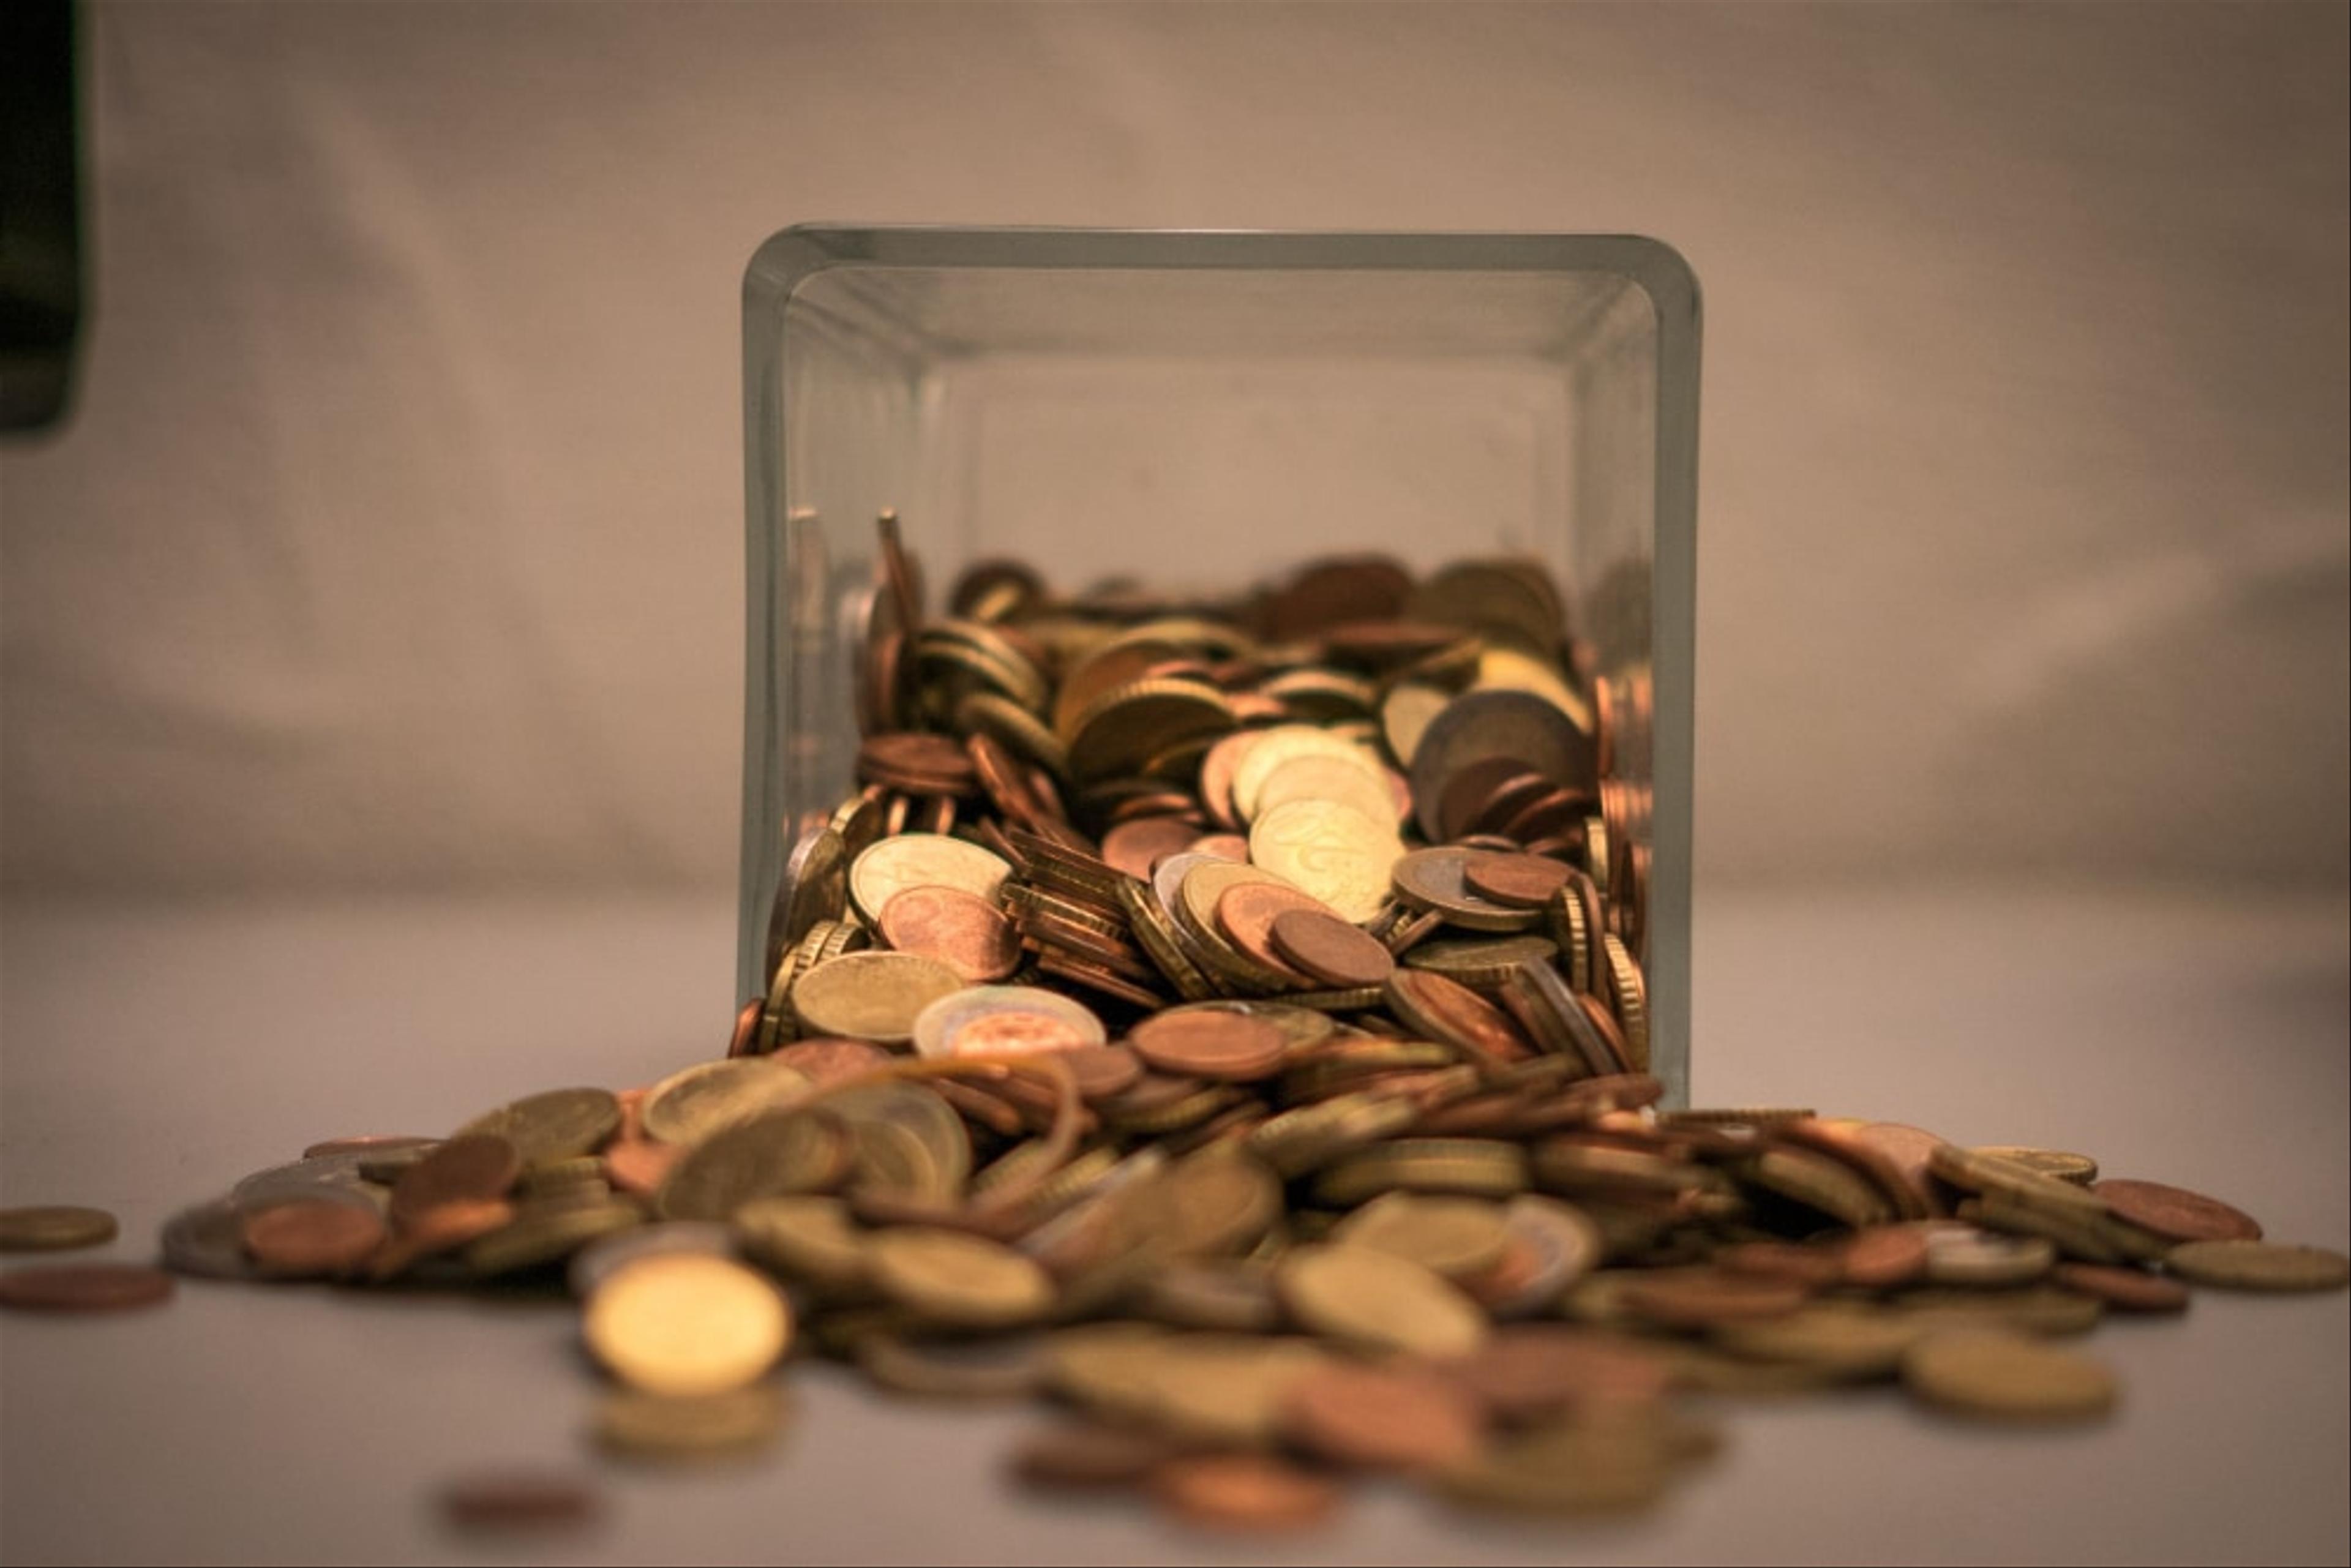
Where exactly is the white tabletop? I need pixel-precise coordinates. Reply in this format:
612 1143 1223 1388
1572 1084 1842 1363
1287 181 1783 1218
2 887 2345 1566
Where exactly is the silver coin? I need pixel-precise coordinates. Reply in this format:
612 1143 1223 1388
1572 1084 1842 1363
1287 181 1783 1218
567 1221 739 1299
232 1153 386 1210
160 1198 262 1281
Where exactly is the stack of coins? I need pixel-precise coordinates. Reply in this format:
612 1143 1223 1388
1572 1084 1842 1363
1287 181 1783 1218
78 519 2344 1534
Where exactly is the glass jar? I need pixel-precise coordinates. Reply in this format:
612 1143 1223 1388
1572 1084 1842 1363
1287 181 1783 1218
740 227 1699 1103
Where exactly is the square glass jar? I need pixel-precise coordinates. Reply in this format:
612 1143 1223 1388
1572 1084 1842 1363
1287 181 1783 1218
741 227 1699 1102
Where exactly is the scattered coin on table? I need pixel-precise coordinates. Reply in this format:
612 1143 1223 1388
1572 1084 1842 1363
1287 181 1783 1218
128 528 2345 1534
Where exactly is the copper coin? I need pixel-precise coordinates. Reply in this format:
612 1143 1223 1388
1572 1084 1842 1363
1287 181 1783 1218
773 1038 896 1086
724 997 763 1059
1100 816 1208 882
858 732 976 794
1463 853 1578 910
1011 1422 1198 1490
604 1141 683 1198
2092 1179 2263 1244
958 1010 1095 1056
301 1135 437 1160
1213 882 1330 978
1842 1225 1932 1289
1189 833 1251 863
1127 1011 1288 1082
1618 1269 1809 1328
1264 558 1413 640
1434 757 1539 844
391 1133 521 1223
242 1199 388 1278
0 1262 176 1313
1714 1241 1848 1288
2055 1261 2192 1313
440 1471 602 1532
371 1199 516 1278
1849 1123 1951 1216
1281 1362 1484 1471
1152 1453 1338 1532
1385 969 1534 1066
1062 1044 1147 1102
879 885 1021 983
1269 909 1395 989
1438 1324 1671 1422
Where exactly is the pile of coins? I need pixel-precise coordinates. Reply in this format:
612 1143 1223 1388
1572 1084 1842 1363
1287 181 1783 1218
7 526 2347 1536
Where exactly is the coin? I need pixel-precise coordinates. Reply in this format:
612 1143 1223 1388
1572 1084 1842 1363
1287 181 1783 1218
593 1386 788 1460
857 1333 1046 1400
1972 1146 2099 1186
1128 1010 1288 1082
772 1037 896 1085
2053 1262 2191 1313
1408 690 1594 843
869 1228 1055 1329
438 1472 601 1533
455 1089 621 1168
1463 853 1576 909
2164 1240 2350 1292
1332 1193 1512 1280
912 985 1107 1060
1390 847 1543 933
0 1206 118 1253
0 1262 175 1313
161 1199 263 1281
1277 1243 1488 1359
1619 1269 1809 1329
1902 1329 2117 1422
584 1253 791 1395
792 951 969 1045
302 1135 438 1160
2091 1178 2264 1244
1267 909 1395 988
1254 752 1401 828
390 1133 522 1224
1153 1454 1338 1533
640 1060 814 1146
656 1111 851 1221
878 886 1021 983
1384 969 1532 1066
1281 1362 1484 1471
1248 799 1403 925
1212 880 1333 982
464 1201 642 1277
241 1199 388 1278
1434 1414 1676 1517
1230 727 1382 823
1011 1421 1199 1490
1098 816 1207 882
1922 1226 2055 1286
850 833 1013 924
1439 1324 1672 1421
1842 1225 1932 1289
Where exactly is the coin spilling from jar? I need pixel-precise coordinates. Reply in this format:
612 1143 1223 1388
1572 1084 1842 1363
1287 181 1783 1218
18 519 2338 1536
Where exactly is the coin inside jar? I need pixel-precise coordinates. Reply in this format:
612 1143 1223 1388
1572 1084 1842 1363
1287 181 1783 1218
1268 909 1395 989
879 886 1022 983
1127 1010 1289 1082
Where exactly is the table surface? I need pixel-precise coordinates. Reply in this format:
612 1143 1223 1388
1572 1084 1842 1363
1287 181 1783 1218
2 887 2345 1567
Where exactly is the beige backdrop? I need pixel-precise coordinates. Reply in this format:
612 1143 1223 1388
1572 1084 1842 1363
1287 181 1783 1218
2 1 2345 895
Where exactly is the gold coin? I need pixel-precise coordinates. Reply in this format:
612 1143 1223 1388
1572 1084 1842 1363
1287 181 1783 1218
1253 752 1400 829
463 1199 643 1277
1970 1146 2099 1186
455 1088 622 1167
1921 1225 2057 1287
2165 1240 2351 1292
640 1060 812 1146
1066 678 1235 782
732 1196 870 1294
1248 800 1403 925
848 834 1013 925
593 1386 788 1460
1332 1193 1512 1281
655 1110 852 1222
1472 645 1593 733
1713 1301 1930 1379
1313 1139 1531 1207
868 1228 1054 1329
1276 1242 1489 1359
584 1253 792 1396
1902 1329 2116 1422
790 951 969 1044
0 1206 118 1253
1231 726 1382 823
1380 683 1450 770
